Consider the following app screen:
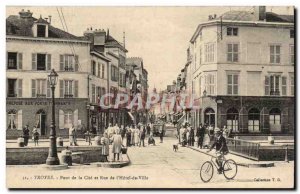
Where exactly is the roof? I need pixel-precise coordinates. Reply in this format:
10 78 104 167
6 15 82 40
218 10 294 23
126 57 143 69
105 35 128 52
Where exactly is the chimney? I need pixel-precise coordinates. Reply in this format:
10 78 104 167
19 9 33 18
48 15 52 24
94 29 106 46
254 6 266 21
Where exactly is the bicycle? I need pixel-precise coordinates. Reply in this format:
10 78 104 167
200 152 238 183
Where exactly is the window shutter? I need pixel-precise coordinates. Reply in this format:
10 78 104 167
18 79 22 97
17 110 22 130
98 63 100 77
60 55 64 71
75 55 79 71
32 53 37 70
47 81 51 98
265 76 270 95
92 84 95 103
59 109 64 129
73 109 78 128
74 80 78 97
31 79 36 97
102 64 105 78
59 80 64 98
282 76 287 96
47 54 51 70
18 53 23 70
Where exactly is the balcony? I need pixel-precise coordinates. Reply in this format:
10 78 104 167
64 94 74 98
64 67 74 72
7 93 17 98
36 94 46 98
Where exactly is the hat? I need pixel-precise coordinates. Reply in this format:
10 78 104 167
214 128 221 133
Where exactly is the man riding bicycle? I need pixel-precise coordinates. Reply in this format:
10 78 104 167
207 128 229 174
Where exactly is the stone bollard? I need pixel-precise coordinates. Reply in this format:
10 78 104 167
17 137 25 147
57 137 63 147
94 136 101 146
268 136 275 144
61 147 72 166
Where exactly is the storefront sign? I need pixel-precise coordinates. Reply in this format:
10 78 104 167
7 100 71 106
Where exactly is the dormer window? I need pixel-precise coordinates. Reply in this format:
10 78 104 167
37 24 46 37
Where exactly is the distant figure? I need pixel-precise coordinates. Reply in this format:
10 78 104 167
85 130 92 145
101 132 110 162
126 127 132 147
139 125 146 147
111 128 122 162
222 125 229 138
179 124 186 146
197 123 206 149
69 125 78 146
134 126 140 146
23 125 30 146
159 126 164 143
146 124 151 135
190 127 195 146
32 126 39 146
148 134 156 146
208 125 214 145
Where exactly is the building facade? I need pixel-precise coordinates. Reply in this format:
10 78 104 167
180 7 295 135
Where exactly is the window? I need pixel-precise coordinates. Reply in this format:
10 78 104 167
111 65 118 82
64 110 73 129
36 79 47 98
265 75 281 96
59 55 78 71
37 25 46 37
204 108 215 126
7 110 17 130
91 60 96 76
7 79 17 97
205 74 215 95
270 45 281 64
227 43 239 62
205 43 215 63
227 27 238 36
282 76 287 96
98 63 101 77
102 64 105 78
248 108 260 132
36 54 46 70
59 80 78 98
290 29 294 38
227 108 239 132
227 74 238 95
32 53 51 71
7 52 18 69
290 75 294 96
290 45 294 65
269 108 281 125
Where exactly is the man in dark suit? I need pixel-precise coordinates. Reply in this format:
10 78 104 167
207 128 229 174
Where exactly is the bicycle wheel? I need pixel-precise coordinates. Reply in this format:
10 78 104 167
223 159 237 180
200 161 214 183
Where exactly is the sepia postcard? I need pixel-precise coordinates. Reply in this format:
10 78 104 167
6 6 295 189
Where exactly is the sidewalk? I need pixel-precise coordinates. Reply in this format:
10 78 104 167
187 146 277 168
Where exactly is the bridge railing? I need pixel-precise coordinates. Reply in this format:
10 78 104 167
226 137 260 161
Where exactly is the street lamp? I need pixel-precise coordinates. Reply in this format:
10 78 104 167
86 104 90 131
46 69 59 165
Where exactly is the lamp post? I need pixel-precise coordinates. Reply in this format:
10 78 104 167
86 104 90 131
46 69 59 165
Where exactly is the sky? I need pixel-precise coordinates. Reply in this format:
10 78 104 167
6 6 293 92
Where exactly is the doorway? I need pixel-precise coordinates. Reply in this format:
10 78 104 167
36 109 46 136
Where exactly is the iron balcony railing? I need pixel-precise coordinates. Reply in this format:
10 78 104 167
226 137 260 161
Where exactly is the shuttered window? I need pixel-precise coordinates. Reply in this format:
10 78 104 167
18 79 22 97
32 53 37 70
32 79 36 97
18 53 23 69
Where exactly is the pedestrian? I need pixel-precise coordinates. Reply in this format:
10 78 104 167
208 124 214 145
222 125 229 138
198 123 205 149
23 125 30 146
139 125 146 147
111 128 122 162
159 126 164 143
107 123 114 138
179 124 186 146
146 123 151 135
190 127 195 146
126 127 132 147
148 134 156 146
131 125 135 146
85 130 92 145
134 125 140 146
69 125 78 146
186 124 191 146
32 126 39 146
101 132 109 162
121 125 126 139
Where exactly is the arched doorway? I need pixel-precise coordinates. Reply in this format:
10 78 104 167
248 108 260 133
36 109 46 135
269 108 281 133
227 108 239 132
204 108 215 126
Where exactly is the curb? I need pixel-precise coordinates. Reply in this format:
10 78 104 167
90 153 130 168
187 146 275 168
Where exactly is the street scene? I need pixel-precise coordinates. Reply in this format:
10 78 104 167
6 6 295 189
